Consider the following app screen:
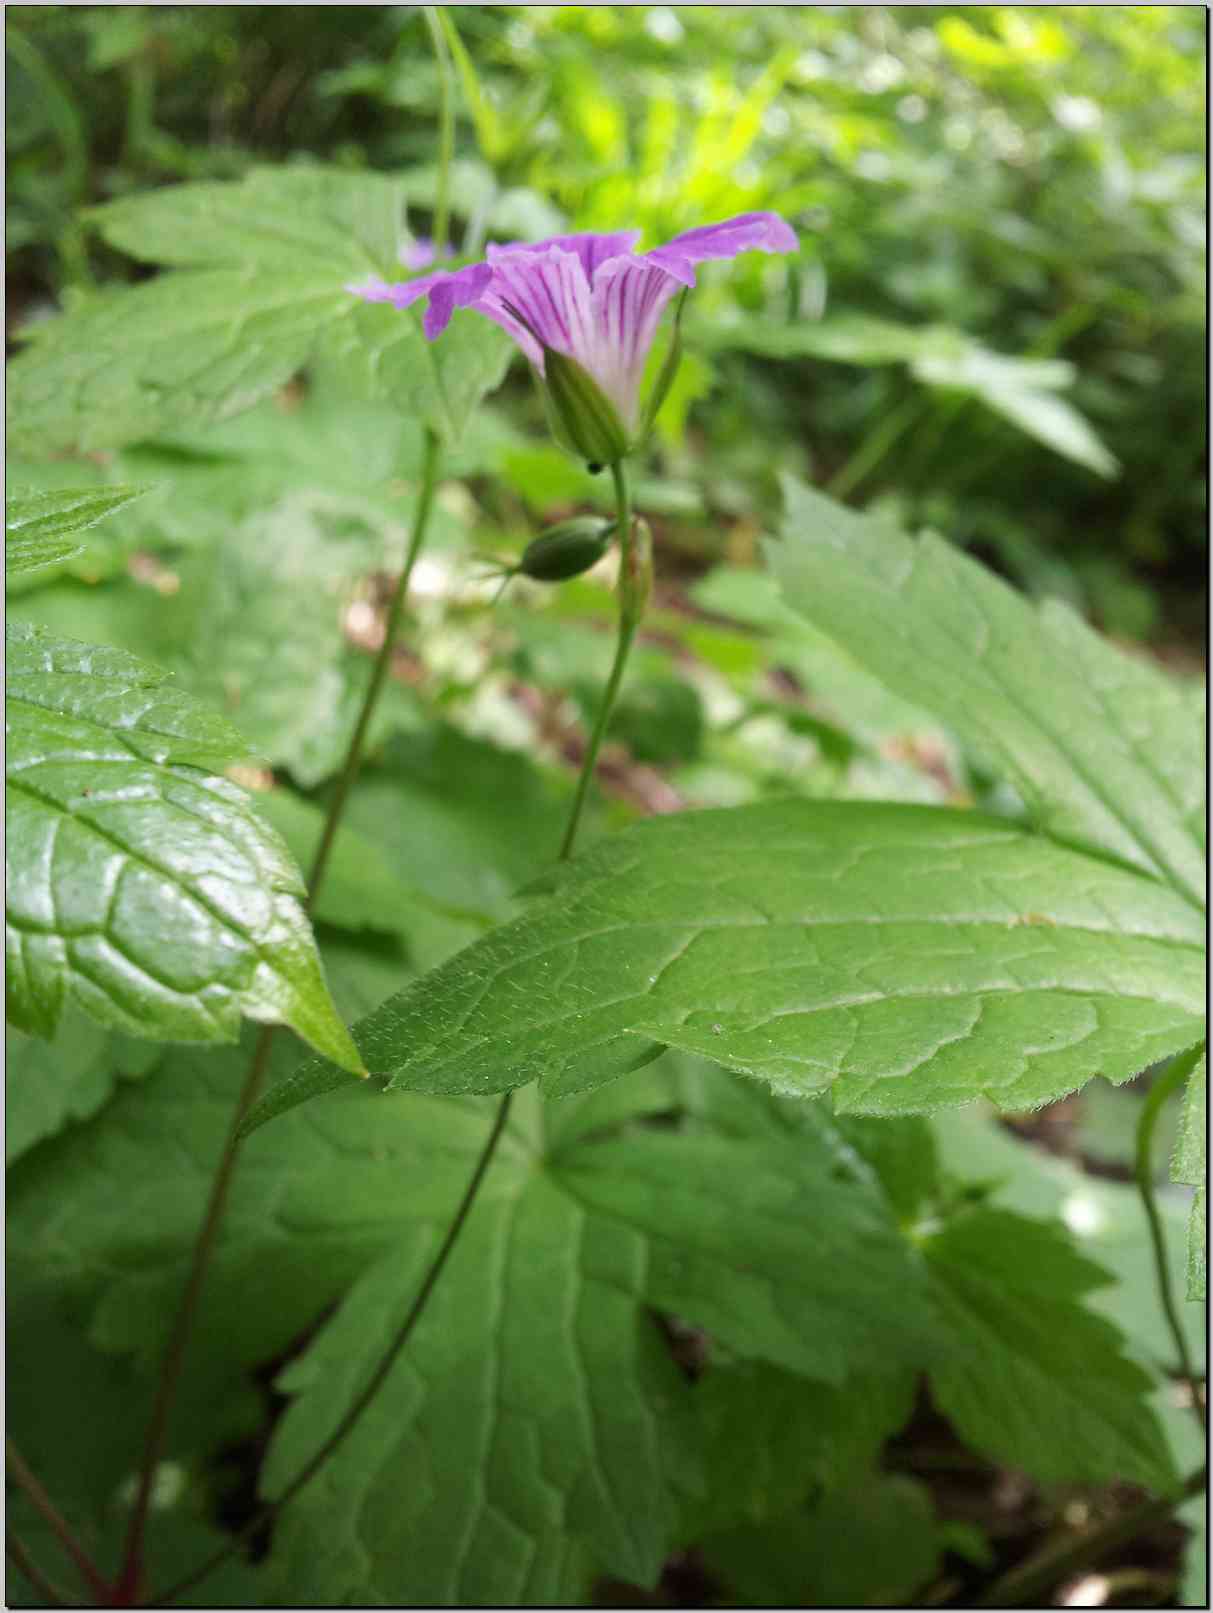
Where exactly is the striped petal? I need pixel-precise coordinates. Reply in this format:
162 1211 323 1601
644 211 799 287
482 245 598 372
488 231 642 286
345 262 492 338
588 255 683 430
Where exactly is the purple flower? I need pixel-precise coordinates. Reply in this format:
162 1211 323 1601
351 212 797 442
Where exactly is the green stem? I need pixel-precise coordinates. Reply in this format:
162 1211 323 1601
825 392 924 500
6 1442 109 1604
1135 1044 1207 1431
153 1092 514 1607
7 1530 70 1607
425 6 455 256
974 1464 1207 1608
116 436 445 1606
558 460 638 861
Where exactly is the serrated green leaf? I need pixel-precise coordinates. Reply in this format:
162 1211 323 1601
259 800 1204 1131
1172 1050 1206 1300
7 167 511 456
772 476 1206 909
4 623 360 1071
923 1207 1178 1494
5 485 151 581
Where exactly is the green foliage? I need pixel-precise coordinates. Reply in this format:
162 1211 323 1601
7 166 511 456
3 10 1206 1607
771 476 1205 908
1172 1050 1207 1300
5 484 151 581
923 1207 1177 1493
5 622 359 1070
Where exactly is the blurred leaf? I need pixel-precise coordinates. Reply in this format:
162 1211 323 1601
702 1476 942 1607
6 1010 159 1165
5 485 151 581
8 168 511 455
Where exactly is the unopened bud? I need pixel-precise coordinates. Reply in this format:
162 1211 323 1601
517 518 616 582
542 348 630 469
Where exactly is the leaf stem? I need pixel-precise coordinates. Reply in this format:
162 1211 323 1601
115 432 445 1605
974 1463 1207 1607
558 459 639 861
1135 1043 1207 1431
152 1092 514 1607
5 1442 109 1604
424 6 455 257
7 1530 70 1606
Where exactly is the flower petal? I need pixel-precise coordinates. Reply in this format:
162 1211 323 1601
644 211 799 287
487 231 642 287
588 255 683 429
346 263 493 339
482 245 597 371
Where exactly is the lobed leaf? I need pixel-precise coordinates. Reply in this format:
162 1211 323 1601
5 623 360 1071
7 167 511 456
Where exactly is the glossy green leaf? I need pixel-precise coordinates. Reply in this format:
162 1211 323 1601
7 167 511 456
255 799 1204 1132
5 485 151 581
772 475 1206 909
5 623 360 1071
924 1207 1178 1493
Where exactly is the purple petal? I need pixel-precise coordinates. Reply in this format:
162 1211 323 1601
588 255 683 430
347 262 493 338
481 245 597 371
488 231 642 287
644 211 799 287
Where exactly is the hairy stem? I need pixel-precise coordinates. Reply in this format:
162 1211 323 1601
116 434 445 1605
154 1092 514 1606
975 1464 1207 1607
558 460 638 861
7 1531 70 1607
1135 1044 1206 1431
6 1442 109 1604
424 6 455 256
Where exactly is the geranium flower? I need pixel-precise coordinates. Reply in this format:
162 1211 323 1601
350 212 797 462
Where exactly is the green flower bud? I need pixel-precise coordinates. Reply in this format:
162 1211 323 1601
542 348 631 470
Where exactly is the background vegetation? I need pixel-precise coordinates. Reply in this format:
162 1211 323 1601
5 6 1206 1609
